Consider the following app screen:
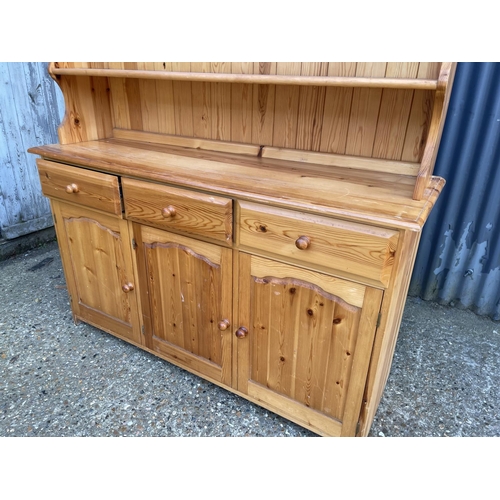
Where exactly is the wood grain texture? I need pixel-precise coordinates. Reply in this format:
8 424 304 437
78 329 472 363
272 63 301 148
319 63 356 154
413 63 456 200
37 159 122 215
358 229 420 436
296 63 328 151
137 63 159 133
114 128 419 175
29 139 444 231
237 253 382 434
153 62 176 135
135 225 232 385
345 63 387 157
52 72 113 144
122 177 232 242
247 381 342 436
90 76 113 139
113 128 260 156
172 63 194 137
239 201 399 287
252 63 277 145
261 146 420 175
123 63 143 131
250 255 366 308
231 63 254 143
401 63 441 162
107 64 130 132
51 200 141 344
248 274 359 419
190 63 212 139
210 63 231 141
340 286 383 436
47 62 449 165
372 63 419 160
108 77 131 130
50 66 439 89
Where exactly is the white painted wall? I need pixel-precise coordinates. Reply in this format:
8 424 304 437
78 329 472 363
0 62 65 239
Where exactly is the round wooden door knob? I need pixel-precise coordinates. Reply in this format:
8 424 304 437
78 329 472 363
161 205 177 218
295 236 311 250
65 183 79 194
122 282 135 293
217 319 230 331
235 326 248 339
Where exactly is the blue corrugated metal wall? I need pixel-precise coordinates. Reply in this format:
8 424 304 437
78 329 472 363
410 62 500 321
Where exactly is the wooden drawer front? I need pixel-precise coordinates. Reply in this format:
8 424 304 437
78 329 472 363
37 159 122 216
238 202 399 287
122 178 233 243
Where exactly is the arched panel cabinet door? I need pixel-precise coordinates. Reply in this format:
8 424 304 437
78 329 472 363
236 253 383 437
132 223 233 387
51 200 142 345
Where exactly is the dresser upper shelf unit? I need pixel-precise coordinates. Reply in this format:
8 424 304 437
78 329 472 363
47 62 456 202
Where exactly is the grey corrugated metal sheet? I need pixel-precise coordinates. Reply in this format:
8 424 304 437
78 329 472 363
0 62 64 239
410 62 500 321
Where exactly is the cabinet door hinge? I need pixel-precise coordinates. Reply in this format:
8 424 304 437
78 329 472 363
376 312 382 329
132 238 137 250
141 325 145 335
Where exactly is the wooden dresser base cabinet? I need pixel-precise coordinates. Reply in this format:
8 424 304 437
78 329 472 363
29 61 455 436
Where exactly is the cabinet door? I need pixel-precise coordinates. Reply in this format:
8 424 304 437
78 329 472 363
133 224 232 386
236 253 383 437
52 200 142 344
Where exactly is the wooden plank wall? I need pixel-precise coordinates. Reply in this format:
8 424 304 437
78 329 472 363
0 62 65 239
56 62 441 162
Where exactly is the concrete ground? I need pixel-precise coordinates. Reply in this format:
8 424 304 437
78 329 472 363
0 240 499 437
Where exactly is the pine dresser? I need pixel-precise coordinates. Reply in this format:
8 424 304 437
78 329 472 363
28 62 455 436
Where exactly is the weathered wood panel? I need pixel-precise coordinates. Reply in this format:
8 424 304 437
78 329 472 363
0 62 64 239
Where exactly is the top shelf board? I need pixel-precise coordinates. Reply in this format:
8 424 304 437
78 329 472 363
50 67 439 90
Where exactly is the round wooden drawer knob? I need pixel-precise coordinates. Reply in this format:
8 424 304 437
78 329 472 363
161 205 177 218
217 319 230 331
122 282 135 293
235 326 248 339
65 183 79 194
295 236 311 250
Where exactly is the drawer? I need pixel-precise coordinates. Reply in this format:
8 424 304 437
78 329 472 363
122 178 233 243
238 201 399 287
37 159 122 216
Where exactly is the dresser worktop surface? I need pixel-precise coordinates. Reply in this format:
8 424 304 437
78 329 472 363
29 138 444 231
